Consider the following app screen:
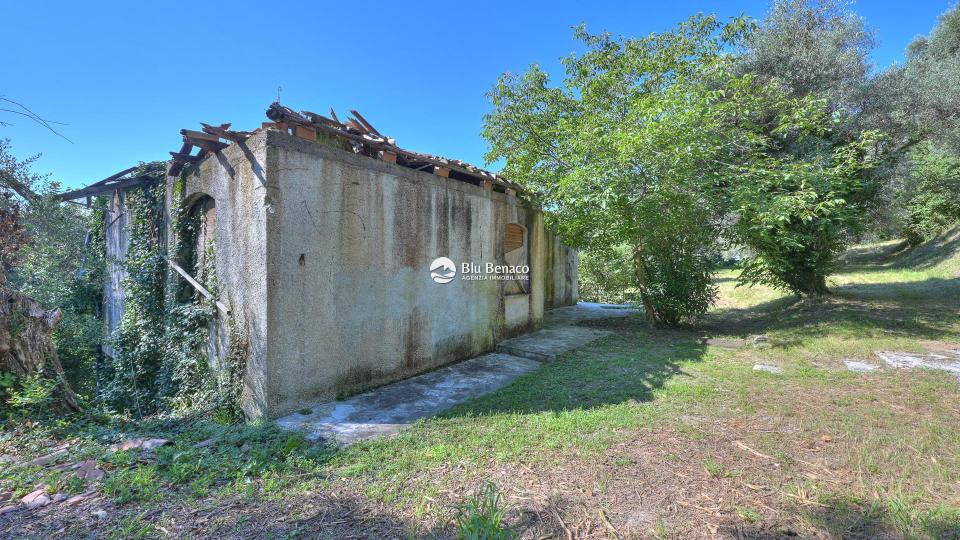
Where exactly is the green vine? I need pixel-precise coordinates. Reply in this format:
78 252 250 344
102 168 248 420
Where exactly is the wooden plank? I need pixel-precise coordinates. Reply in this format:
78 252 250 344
434 166 450 178
349 109 382 137
481 180 493 190
380 150 397 164
505 223 525 251
169 151 201 162
183 135 227 153
163 256 230 315
180 129 221 143
201 122 251 143
55 175 156 201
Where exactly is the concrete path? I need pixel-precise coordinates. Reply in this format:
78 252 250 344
276 302 637 445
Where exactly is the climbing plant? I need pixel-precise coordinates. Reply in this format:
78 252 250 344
102 169 247 419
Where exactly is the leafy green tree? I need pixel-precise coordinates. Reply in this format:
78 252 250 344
731 0 883 294
731 126 881 295
484 16 759 324
864 4 960 241
898 146 960 245
0 139 104 394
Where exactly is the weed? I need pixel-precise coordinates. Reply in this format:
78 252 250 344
453 482 513 540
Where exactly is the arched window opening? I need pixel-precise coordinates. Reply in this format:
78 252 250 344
177 194 216 301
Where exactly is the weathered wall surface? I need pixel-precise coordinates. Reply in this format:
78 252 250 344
168 129 576 418
263 130 574 416
168 133 273 419
103 190 129 359
544 233 578 309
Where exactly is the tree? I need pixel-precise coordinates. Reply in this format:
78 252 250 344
0 139 101 405
485 12 881 307
484 16 758 325
731 124 881 295
844 3 960 242
737 0 875 115
729 0 882 294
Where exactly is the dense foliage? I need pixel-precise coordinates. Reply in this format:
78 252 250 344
484 7 883 319
0 139 105 394
102 177 243 420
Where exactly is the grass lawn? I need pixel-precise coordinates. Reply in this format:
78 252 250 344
2 232 960 539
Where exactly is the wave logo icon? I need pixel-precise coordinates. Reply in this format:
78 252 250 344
429 257 457 284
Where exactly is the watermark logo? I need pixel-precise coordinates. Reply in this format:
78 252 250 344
429 257 457 284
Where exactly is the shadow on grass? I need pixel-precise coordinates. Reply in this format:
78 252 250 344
843 227 960 274
0 415 461 538
701 276 960 344
796 497 960 540
440 324 708 417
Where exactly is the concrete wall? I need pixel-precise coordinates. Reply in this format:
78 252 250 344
544 233 579 308
170 133 273 419
102 190 129 359
171 129 577 418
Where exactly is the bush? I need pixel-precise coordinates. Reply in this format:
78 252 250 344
578 245 635 304
732 132 880 296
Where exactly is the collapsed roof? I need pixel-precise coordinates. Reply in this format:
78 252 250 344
59 102 525 202
170 102 524 195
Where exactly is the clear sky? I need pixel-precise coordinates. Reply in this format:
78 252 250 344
2 0 955 189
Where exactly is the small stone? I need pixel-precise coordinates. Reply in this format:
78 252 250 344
25 448 68 468
753 364 783 374
141 438 172 451
239 443 251 453
92 509 107 520
110 438 172 452
73 459 105 481
52 492 68 503
844 359 878 373
22 488 51 509
65 491 97 506
702 337 747 349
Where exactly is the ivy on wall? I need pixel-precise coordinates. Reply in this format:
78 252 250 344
101 170 246 420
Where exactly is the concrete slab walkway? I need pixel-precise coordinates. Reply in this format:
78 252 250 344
276 302 637 445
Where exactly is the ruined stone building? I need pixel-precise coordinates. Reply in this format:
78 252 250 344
59 103 578 418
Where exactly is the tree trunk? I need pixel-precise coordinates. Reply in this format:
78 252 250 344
0 287 81 411
632 244 658 326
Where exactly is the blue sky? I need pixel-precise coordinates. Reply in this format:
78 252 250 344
2 1 955 189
